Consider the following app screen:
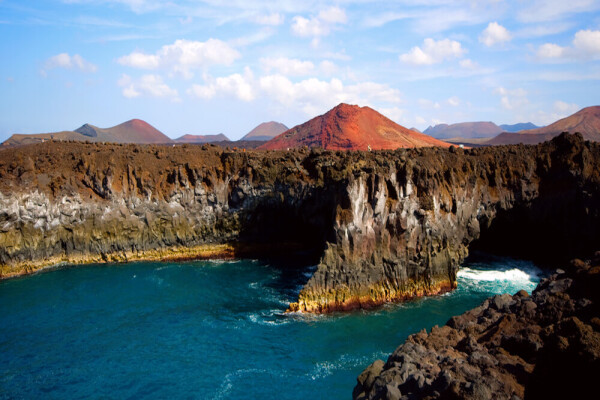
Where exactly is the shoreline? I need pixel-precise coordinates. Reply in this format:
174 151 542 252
0 243 236 280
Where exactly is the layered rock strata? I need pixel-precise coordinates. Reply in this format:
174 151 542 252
353 254 600 400
1 134 599 314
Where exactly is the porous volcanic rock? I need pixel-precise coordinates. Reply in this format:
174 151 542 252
0 134 599 315
353 253 600 400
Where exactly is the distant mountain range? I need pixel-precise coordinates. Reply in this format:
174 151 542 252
424 122 503 139
2 105 598 150
3 119 173 147
2 120 289 148
260 103 451 151
487 106 600 145
175 134 230 143
424 121 542 140
499 122 540 132
241 121 288 141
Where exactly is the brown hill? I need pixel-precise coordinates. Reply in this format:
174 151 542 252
487 106 600 145
2 119 172 147
259 104 451 151
424 122 502 139
175 134 230 143
94 119 173 144
242 121 288 141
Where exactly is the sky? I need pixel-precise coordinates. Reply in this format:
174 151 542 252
0 0 599 141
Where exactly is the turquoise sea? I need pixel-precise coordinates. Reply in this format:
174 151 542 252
0 254 543 399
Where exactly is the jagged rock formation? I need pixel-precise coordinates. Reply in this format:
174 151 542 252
1 134 599 315
353 253 600 400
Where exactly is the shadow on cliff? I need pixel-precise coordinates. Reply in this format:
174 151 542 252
470 133 600 266
233 187 340 270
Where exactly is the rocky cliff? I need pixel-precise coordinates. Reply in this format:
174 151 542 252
353 253 600 400
1 134 599 315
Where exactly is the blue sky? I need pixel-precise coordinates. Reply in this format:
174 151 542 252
0 0 599 141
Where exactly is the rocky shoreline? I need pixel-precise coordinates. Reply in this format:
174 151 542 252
353 253 600 400
1 134 600 313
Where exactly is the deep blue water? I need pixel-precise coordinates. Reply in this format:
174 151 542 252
0 254 543 399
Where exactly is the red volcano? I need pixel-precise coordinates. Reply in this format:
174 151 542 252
259 104 451 150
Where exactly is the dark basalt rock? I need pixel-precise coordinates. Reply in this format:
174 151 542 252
0 134 599 315
353 253 600 400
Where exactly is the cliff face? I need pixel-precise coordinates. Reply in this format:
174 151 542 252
1 134 599 314
290 133 600 312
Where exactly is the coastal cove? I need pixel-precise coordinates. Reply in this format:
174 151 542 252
0 254 543 399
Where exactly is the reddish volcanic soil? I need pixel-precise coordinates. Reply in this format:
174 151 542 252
259 104 451 151
107 119 172 143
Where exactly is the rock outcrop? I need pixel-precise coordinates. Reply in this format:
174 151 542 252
1 134 599 315
353 253 600 400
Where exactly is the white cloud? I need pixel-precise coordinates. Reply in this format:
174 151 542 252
553 100 580 114
363 12 409 28
118 39 240 78
255 13 284 26
459 59 478 69
319 60 338 75
573 29 600 56
418 99 440 109
187 69 399 116
291 6 346 38
118 74 179 101
517 0 600 23
494 87 528 110
536 43 566 59
259 57 339 77
479 22 511 47
515 23 573 38
318 6 347 24
378 107 407 125
260 57 315 76
415 116 427 126
536 29 600 61
259 74 400 116
42 53 97 75
530 101 581 125
400 38 466 65
447 96 460 107
64 0 162 13
188 68 255 102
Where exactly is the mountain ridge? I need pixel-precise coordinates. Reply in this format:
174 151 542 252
487 106 600 145
2 119 173 147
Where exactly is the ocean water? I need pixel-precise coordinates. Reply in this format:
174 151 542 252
0 254 543 399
